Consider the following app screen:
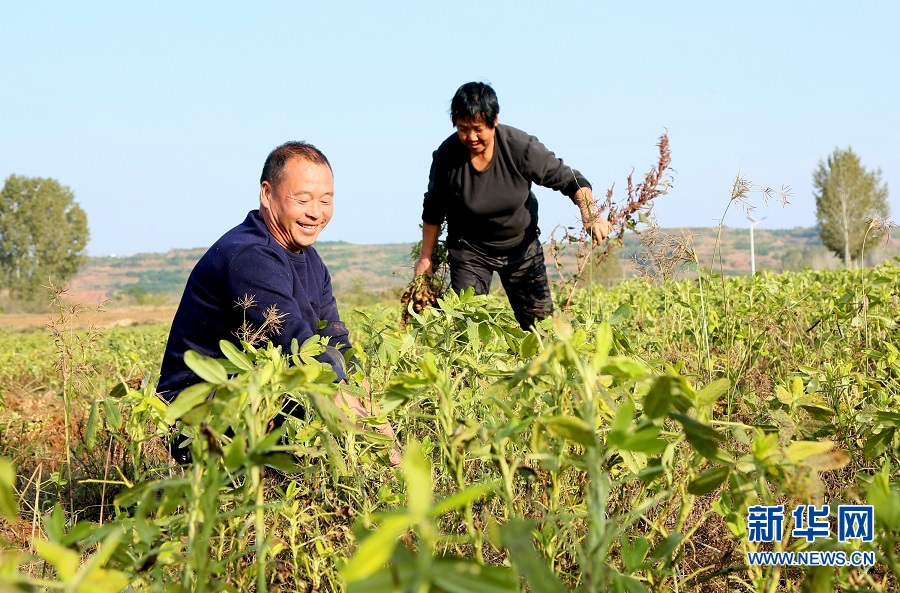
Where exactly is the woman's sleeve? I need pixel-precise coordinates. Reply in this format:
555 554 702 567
522 134 592 200
422 150 449 225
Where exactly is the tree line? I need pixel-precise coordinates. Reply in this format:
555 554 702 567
0 147 890 305
0 175 89 303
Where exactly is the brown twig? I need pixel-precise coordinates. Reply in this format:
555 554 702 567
551 132 673 310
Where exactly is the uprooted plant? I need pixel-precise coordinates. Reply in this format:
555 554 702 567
549 132 673 310
400 223 449 327
400 273 445 327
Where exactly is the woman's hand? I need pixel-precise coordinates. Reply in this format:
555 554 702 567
414 256 433 276
575 187 611 246
583 213 612 245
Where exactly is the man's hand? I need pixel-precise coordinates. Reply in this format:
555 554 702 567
376 422 403 467
414 256 433 277
334 389 402 467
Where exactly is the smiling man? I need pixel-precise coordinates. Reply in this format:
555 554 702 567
158 141 398 464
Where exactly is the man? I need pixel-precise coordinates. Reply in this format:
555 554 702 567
414 82 611 330
158 141 398 464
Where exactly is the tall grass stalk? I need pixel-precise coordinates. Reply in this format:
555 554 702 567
44 281 104 519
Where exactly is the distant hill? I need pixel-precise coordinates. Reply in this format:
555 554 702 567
70 229 899 303
71 242 415 303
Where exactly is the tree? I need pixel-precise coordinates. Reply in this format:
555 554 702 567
814 147 889 267
0 175 89 301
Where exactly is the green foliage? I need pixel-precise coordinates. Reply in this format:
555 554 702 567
1 259 899 591
0 175 89 301
814 147 890 266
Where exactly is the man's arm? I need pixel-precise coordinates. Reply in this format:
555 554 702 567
228 245 351 380
315 253 403 466
334 384 401 466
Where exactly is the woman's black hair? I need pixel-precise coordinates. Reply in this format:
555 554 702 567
450 82 499 128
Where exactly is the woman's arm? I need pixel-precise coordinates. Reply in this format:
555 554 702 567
414 222 441 276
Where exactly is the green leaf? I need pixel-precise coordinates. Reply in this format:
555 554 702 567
688 466 730 495
340 513 411 583
430 481 498 518
224 434 248 471
697 378 730 407
609 398 636 444
84 401 100 451
431 558 519 593
609 569 651 593
72 528 126 588
33 539 80 580
875 411 900 426
0 458 18 520
785 440 834 463
867 471 900 530
347 556 416 593
108 381 129 398
113 480 161 509
607 304 631 326
164 382 216 423
102 399 122 431
219 339 253 371
321 431 349 477
61 520 101 548
791 376 804 398
798 403 835 420
466 319 479 346
643 377 674 420
184 350 229 385
403 441 432 519
801 566 833 593
593 322 613 367
618 426 667 454
44 503 66 543
620 536 650 572
520 332 539 358
774 385 794 406
647 533 682 565
645 376 694 418
499 519 567 593
671 413 725 460
602 357 649 382
544 415 596 448
251 452 303 474
863 428 894 460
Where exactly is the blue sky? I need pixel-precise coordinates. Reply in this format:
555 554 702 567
2 1 897 256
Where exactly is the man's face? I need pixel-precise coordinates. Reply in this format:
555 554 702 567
455 115 497 157
260 158 334 252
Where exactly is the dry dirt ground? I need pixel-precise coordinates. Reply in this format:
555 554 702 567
0 305 176 331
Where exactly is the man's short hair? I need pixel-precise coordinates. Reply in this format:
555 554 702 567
260 141 332 187
450 82 500 128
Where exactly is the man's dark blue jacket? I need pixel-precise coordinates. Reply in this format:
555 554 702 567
157 210 352 402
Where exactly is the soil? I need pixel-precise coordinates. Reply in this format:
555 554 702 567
0 306 177 331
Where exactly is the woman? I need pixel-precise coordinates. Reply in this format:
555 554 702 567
414 81 610 330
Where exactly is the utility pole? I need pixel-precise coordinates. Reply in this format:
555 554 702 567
748 215 765 275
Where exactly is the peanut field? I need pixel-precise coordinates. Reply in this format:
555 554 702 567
0 259 899 592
